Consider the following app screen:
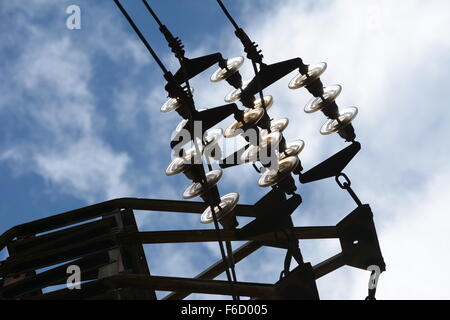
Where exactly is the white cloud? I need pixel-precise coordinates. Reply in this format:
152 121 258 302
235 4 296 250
34 137 132 203
370 166 450 300
0 1 152 203
1 33 133 201
0 248 7 261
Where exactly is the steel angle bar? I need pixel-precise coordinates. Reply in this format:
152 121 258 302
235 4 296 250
35 274 275 300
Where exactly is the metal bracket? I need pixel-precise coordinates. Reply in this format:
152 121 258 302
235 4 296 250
337 205 386 272
274 263 319 300
300 141 361 184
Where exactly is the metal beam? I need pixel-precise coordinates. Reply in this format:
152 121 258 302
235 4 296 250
163 241 262 300
36 274 275 300
312 253 346 280
8 217 116 259
0 234 118 276
119 226 339 244
0 198 256 251
116 275 274 298
0 251 110 298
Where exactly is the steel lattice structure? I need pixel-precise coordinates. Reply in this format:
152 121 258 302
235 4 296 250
0 0 385 300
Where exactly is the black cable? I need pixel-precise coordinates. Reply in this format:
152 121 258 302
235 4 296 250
113 0 168 75
142 0 185 60
225 240 239 292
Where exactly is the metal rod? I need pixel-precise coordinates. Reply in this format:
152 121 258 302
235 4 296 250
313 253 346 280
113 275 273 298
225 240 239 291
347 186 364 207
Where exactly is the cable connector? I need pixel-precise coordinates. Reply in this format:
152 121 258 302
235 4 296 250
160 25 185 59
235 28 264 64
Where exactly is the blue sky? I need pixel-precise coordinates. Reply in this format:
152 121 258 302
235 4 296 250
1 0 450 300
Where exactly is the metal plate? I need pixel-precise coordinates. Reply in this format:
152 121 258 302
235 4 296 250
224 80 251 103
161 87 195 113
305 85 342 114
224 108 265 138
241 132 282 163
288 63 327 90
279 140 305 161
183 169 223 199
211 57 244 82
258 157 299 188
320 107 358 135
201 193 240 224
270 118 289 133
